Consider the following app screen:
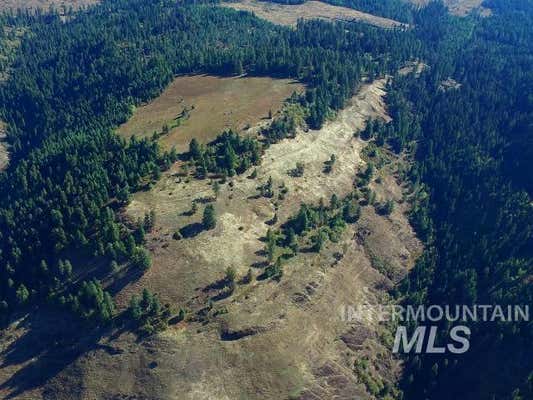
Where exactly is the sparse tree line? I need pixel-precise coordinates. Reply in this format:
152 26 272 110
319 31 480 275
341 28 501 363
257 191 362 281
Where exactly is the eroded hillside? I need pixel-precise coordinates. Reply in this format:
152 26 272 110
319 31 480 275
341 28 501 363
0 77 422 399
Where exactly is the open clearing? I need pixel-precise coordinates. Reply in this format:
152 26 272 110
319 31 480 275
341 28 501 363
117 75 303 152
0 0 98 12
103 79 419 399
0 79 422 400
221 0 407 29
408 0 490 16
0 121 8 171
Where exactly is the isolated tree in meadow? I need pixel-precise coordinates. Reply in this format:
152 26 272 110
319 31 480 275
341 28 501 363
225 266 237 284
266 228 276 262
243 268 253 284
213 181 221 199
202 204 216 230
144 210 156 232
191 201 198 215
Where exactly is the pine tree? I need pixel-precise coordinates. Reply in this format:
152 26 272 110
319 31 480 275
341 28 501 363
131 247 152 270
202 205 216 230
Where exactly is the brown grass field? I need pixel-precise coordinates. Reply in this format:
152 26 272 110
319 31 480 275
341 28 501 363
222 0 407 28
408 0 490 16
0 78 423 400
117 74 303 152
0 0 98 12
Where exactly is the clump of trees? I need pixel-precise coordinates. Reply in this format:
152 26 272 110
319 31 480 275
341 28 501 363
61 279 115 324
289 162 305 177
189 131 262 178
128 289 172 336
257 192 362 281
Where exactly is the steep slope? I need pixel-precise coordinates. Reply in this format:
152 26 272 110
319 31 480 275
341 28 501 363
0 78 422 400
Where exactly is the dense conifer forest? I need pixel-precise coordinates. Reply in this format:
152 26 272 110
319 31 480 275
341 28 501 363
0 0 531 399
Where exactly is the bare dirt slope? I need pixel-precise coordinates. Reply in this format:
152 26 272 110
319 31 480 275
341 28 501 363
118 75 303 153
222 0 407 28
0 79 422 400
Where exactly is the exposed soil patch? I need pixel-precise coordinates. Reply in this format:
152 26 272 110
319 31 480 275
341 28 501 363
117 74 303 153
221 0 407 28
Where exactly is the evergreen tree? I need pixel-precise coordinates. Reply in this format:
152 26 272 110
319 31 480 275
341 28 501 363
202 205 216 230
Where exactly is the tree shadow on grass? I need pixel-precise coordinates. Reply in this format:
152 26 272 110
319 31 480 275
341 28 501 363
0 309 114 399
179 222 204 239
106 264 145 296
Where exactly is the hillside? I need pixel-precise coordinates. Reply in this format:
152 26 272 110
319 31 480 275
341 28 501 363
407 0 490 16
0 77 423 400
0 0 531 399
0 1 98 12
222 0 407 28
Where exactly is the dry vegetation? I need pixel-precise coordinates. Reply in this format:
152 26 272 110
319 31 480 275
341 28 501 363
398 60 428 77
221 0 407 28
0 121 8 171
0 78 423 399
408 0 491 16
0 0 98 12
0 77 421 400
118 75 303 152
